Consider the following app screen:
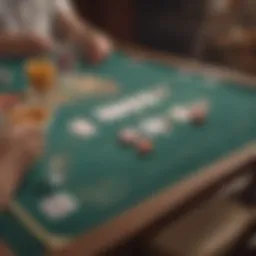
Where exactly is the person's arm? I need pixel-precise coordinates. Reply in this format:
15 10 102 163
0 32 52 56
55 0 113 63
0 0 52 57
55 0 93 42
0 125 43 210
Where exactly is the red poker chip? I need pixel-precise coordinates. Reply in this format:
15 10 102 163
119 128 139 145
136 139 153 154
190 106 207 124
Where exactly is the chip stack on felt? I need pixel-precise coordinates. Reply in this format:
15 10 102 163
119 128 153 155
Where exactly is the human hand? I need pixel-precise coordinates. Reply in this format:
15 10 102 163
56 6 113 63
79 31 113 64
0 125 43 210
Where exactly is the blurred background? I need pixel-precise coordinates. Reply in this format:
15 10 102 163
74 0 256 74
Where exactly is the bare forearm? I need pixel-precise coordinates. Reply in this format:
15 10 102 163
0 126 43 210
0 32 52 56
0 33 28 55
56 2 113 63
56 9 95 42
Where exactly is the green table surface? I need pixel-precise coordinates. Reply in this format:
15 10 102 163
0 51 255 255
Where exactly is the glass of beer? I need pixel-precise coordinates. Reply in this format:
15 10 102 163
26 58 57 94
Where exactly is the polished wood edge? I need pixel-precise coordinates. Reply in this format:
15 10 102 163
9 200 72 250
51 143 255 256
116 41 256 87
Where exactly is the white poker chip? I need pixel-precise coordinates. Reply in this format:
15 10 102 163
171 106 190 122
69 118 96 138
140 118 170 136
119 128 140 144
188 100 210 122
40 192 79 220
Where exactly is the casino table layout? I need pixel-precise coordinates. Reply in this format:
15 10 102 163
0 49 255 256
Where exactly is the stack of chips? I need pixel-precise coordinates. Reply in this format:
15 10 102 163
119 128 153 155
189 101 209 125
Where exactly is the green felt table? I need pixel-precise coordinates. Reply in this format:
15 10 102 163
0 50 255 256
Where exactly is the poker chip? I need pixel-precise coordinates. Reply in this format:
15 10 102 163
189 101 209 125
170 106 190 122
69 119 96 138
119 128 140 146
136 139 153 155
140 117 170 136
190 108 207 124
